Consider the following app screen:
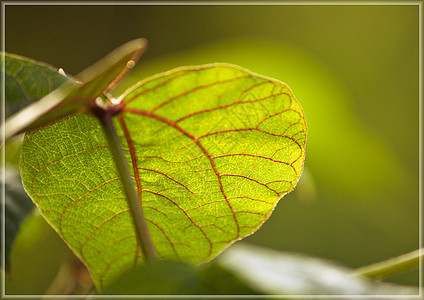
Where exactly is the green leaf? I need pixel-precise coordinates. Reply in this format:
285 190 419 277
2 39 146 140
2 53 71 119
2 168 34 272
20 63 306 288
103 260 257 295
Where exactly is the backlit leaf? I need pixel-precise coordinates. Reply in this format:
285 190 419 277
20 63 306 288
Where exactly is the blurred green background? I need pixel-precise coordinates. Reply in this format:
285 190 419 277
4 3 420 294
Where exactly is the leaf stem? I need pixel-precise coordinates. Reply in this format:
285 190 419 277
353 248 422 279
96 108 157 262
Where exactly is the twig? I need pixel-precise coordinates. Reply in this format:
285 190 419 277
353 248 422 279
95 108 157 262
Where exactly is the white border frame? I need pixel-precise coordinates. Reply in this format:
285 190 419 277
1 1 422 299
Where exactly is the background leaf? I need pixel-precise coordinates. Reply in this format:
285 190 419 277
216 243 419 297
20 64 306 288
2 53 70 119
2 39 146 140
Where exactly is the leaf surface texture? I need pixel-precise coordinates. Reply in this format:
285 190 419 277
21 64 306 287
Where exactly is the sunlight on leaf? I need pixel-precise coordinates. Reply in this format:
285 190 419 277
20 63 306 288
103 260 257 295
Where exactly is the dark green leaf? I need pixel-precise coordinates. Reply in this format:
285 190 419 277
3 53 71 119
3 39 146 140
2 168 34 272
103 260 257 295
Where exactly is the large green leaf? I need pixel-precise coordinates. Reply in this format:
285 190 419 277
2 39 146 140
20 63 306 288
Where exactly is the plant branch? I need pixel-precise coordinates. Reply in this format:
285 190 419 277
353 248 422 279
96 108 157 262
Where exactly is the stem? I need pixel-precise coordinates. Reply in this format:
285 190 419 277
96 109 157 262
353 248 422 279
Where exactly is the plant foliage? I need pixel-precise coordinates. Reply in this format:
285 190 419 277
19 62 306 287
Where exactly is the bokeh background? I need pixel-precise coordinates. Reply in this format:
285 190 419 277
4 3 420 294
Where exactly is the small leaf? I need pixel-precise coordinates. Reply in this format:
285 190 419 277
2 168 34 272
21 64 306 288
2 52 71 118
2 39 146 140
